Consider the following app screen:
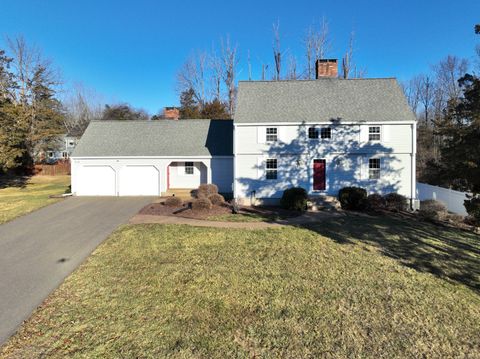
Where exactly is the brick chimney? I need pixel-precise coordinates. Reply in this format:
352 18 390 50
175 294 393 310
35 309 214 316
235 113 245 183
163 107 180 120
315 59 338 78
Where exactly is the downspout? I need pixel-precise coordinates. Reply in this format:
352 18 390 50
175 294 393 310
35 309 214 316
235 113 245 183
411 122 417 210
233 124 236 199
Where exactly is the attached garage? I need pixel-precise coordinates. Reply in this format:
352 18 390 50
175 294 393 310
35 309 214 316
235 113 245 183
71 120 234 197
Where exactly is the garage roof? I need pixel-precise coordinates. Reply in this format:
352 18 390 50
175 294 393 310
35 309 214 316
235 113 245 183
234 78 416 123
72 119 233 157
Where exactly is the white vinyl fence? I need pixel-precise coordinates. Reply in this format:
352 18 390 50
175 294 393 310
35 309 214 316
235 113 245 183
416 182 469 216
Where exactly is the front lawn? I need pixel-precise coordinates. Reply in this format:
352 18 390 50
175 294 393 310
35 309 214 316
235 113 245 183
0 176 71 224
1 222 479 358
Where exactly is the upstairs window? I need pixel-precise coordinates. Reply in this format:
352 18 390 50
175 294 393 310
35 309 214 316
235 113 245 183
308 127 319 139
266 127 278 142
369 126 381 141
185 162 194 175
320 128 332 139
369 158 381 179
266 159 278 180
308 127 331 139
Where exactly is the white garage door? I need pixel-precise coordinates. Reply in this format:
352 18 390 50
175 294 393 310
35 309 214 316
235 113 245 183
77 166 116 196
119 166 159 196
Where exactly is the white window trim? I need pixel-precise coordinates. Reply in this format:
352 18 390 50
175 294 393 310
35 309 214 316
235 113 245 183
266 127 278 143
368 126 382 142
184 161 194 175
265 158 278 180
368 157 381 180
308 126 332 140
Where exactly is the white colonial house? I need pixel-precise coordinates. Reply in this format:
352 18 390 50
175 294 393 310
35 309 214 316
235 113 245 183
71 59 417 207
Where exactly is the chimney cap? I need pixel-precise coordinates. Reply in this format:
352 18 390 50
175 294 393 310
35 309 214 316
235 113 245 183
317 58 338 63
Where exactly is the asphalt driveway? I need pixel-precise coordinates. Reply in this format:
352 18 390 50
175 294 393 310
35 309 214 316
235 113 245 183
0 196 152 345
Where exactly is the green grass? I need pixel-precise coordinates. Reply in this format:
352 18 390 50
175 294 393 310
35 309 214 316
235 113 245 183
1 221 479 358
0 176 71 224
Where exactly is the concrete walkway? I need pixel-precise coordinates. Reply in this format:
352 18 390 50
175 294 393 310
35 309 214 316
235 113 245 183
129 210 345 229
0 197 152 345
129 214 285 229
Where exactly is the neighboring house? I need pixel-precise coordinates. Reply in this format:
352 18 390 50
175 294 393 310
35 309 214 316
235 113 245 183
43 135 80 163
71 59 417 207
70 120 233 196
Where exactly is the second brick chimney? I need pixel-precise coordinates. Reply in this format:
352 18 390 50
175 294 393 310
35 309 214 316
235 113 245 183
315 59 338 79
163 107 180 120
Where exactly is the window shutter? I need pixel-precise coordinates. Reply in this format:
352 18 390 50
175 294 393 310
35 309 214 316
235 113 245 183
359 125 368 143
257 157 264 179
257 127 266 144
359 156 368 180
381 125 389 142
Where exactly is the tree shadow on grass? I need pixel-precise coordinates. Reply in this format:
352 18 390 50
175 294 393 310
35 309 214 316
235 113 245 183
0 175 31 189
302 212 480 292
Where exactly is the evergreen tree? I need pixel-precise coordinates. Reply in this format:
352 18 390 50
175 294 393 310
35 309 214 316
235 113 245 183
200 99 230 119
436 74 480 193
179 88 200 118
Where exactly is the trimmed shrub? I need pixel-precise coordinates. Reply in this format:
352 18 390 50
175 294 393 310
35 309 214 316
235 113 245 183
464 196 480 225
164 196 183 207
366 193 386 212
384 193 408 212
197 183 218 198
192 197 213 211
418 200 447 221
208 193 225 206
280 187 308 211
338 187 367 210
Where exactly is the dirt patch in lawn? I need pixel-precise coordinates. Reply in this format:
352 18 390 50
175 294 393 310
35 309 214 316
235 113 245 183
138 198 301 222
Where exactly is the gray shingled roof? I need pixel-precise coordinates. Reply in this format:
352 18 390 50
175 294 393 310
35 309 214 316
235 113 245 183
234 78 416 123
72 119 233 157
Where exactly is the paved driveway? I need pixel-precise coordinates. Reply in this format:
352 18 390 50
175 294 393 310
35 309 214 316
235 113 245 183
0 197 152 345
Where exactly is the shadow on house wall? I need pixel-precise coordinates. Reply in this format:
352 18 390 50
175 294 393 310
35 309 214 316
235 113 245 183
236 120 403 200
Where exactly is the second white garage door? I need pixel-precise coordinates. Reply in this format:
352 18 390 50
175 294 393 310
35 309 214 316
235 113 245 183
119 166 160 196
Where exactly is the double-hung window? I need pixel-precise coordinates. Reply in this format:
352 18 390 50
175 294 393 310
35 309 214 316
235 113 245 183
266 159 278 180
308 127 332 139
185 162 194 175
266 127 278 142
320 128 332 139
369 126 381 141
368 158 381 179
308 127 319 139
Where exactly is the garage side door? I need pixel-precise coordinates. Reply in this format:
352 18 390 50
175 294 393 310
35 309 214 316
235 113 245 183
76 166 116 196
119 166 159 196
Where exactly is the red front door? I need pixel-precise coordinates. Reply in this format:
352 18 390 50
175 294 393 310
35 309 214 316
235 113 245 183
313 159 326 191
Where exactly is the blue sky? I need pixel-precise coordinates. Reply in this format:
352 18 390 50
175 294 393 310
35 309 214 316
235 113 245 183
1 0 479 114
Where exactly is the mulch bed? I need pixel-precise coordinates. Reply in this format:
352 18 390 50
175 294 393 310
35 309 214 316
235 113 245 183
138 198 301 221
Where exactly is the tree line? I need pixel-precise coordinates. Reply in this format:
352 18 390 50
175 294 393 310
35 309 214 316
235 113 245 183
176 18 365 119
0 36 158 173
402 25 480 201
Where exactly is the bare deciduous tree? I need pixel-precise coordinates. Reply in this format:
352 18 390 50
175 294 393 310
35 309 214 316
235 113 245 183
209 45 223 100
62 83 103 135
272 20 281 80
432 55 468 106
341 31 367 79
303 17 331 79
6 35 61 105
221 36 238 116
287 54 297 80
177 51 208 107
